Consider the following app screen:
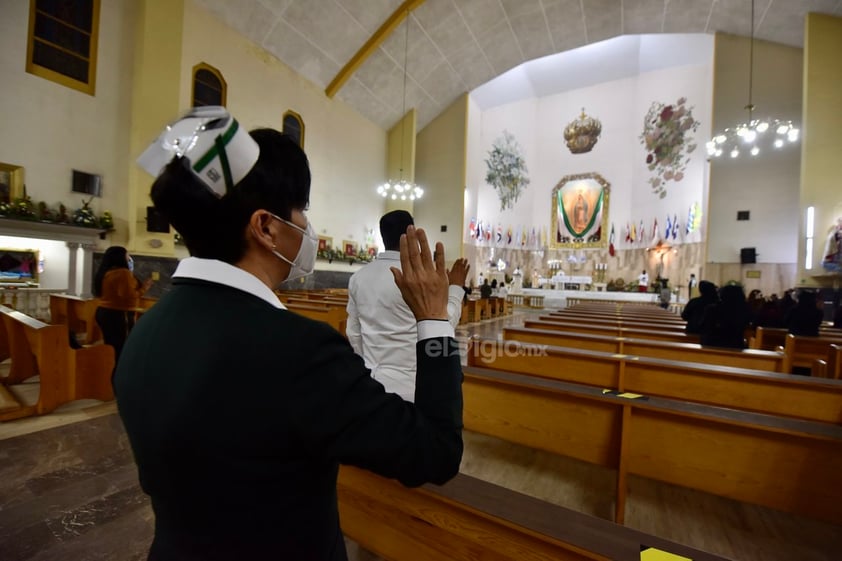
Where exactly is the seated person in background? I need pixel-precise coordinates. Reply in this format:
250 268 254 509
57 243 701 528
93 246 153 362
699 284 751 349
681 280 718 334
480 278 492 299
785 290 823 336
497 282 508 300
346 209 469 402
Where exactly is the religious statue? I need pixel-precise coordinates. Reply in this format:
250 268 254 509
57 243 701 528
822 218 842 273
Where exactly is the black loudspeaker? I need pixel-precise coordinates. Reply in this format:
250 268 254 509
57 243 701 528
740 247 757 264
146 206 170 233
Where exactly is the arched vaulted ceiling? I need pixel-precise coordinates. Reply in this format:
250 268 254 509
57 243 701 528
195 0 842 131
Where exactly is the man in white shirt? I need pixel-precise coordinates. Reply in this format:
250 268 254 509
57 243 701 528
347 210 469 401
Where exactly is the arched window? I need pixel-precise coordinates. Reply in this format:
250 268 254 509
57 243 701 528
283 110 305 148
191 63 226 107
26 0 101 95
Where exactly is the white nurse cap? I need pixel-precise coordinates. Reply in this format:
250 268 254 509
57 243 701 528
137 106 259 197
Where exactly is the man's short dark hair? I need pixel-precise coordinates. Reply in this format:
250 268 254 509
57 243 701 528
380 210 414 250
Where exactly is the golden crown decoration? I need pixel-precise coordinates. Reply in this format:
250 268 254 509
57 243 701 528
563 108 602 154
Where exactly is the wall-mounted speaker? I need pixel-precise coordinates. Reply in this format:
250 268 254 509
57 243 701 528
146 206 170 233
740 247 757 264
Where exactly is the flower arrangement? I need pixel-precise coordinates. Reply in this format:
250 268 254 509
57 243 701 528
316 246 373 265
640 97 700 198
0 194 113 229
485 130 530 211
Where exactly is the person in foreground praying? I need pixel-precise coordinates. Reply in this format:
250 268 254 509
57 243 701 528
115 107 463 561
346 209 468 402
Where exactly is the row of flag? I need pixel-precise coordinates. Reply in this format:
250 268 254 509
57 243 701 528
623 203 703 246
468 219 547 249
467 203 703 250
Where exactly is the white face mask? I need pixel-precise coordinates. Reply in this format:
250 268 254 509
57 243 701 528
269 214 317 282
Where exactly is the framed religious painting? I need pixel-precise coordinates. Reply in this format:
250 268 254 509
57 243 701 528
343 240 358 257
550 172 610 249
0 163 25 204
366 246 377 258
317 235 332 252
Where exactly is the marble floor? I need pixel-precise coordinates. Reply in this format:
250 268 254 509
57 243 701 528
1 310 840 561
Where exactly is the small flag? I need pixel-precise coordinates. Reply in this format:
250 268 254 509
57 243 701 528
625 222 631 243
469 217 477 239
673 214 679 240
639 220 645 244
651 218 659 242
609 224 616 256
630 221 637 242
665 215 672 240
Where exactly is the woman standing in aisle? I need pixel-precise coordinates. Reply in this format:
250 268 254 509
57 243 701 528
93 246 153 362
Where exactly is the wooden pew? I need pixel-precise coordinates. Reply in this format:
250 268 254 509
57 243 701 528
0 306 114 421
827 345 842 380
338 466 730 561
49 293 102 344
466 338 842 424
523 320 699 344
752 326 842 352
539 315 688 333
503 326 786 372
284 302 347 337
781 333 842 373
549 310 686 326
462 365 842 526
463 299 481 323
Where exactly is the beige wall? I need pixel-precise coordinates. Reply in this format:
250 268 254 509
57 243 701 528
707 33 802 273
799 13 842 286
415 94 468 261
181 0 388 258
0 0 137 246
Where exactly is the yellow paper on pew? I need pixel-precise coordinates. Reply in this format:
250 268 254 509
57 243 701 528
641 548 691 560
618 392 645 399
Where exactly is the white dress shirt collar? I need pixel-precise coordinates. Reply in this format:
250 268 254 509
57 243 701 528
377 250 400 261
172 257 286 309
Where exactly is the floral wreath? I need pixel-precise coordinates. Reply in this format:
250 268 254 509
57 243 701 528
640 97 700 198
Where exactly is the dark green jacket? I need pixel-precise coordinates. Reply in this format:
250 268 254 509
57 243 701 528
115 278 463 561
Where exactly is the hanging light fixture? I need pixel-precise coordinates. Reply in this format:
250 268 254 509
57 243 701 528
706 0 799 159
376 9 424 202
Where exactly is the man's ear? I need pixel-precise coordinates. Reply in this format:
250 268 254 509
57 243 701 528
249 210 276 249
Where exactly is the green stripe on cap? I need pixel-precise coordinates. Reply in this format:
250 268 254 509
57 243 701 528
192 119 240 173
215 134 234 193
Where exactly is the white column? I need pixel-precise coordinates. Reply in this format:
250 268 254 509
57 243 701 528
80 243 96 298
66 242 80 296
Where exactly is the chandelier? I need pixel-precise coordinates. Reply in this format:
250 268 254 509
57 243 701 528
706 0 799 160
376 8 424 201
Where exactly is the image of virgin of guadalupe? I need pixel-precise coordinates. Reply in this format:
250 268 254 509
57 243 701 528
573 193 588 232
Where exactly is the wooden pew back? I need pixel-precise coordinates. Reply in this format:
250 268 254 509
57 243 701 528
467 337 842 423
523 319 698 343
463 366 842 526
49 293 102 344
782 333 842 373
504 327 785 372
338 466 729 561
0 305 114 421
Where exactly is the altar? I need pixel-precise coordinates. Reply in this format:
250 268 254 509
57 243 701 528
522 288 678 310
536 274 593 290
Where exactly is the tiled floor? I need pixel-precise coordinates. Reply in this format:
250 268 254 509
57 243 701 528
1 309 840 560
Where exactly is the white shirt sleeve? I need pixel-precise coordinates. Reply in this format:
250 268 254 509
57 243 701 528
345 289 363 355
446 285 464 329
417 320 455 340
